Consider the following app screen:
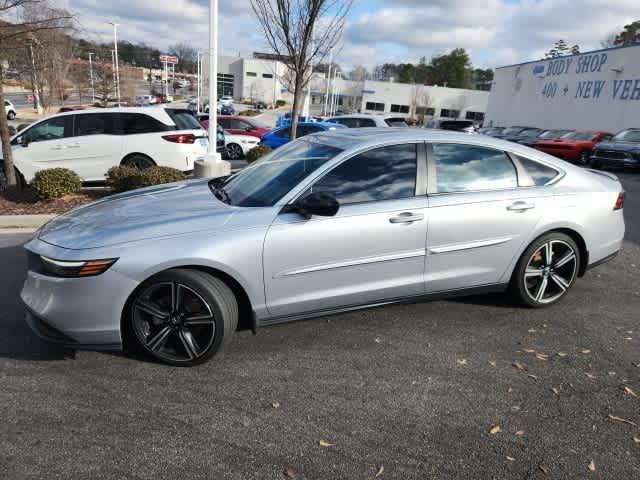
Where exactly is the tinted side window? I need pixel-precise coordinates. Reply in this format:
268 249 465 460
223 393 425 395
516 155 559 186
120 113 170 135
309 144 417 204
433 144 518 193
75 113 113 136
299 126 322 137
357 118 377 127
218 118 231 128
25 117 69 143
164 109 202 130
274 127 290 138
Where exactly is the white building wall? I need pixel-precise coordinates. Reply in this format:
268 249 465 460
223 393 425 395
485 44 640 132
360 80 489 120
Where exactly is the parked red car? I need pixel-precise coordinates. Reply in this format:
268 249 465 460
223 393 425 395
534 130 613 165
217 115 270 139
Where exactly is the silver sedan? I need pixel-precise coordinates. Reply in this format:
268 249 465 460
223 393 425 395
21 129 625 365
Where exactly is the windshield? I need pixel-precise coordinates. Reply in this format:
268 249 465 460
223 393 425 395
612 129 640 142
519 129 542 137
563 131 597 141
210 139 343 207
502 127 524 135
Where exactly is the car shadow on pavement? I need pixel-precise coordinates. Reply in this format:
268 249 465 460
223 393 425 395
0 243 75 362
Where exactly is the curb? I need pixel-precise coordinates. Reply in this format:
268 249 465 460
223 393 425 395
0 214 56 229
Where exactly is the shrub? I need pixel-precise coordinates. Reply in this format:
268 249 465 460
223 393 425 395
17 123 30 132
107 165 186 192
237 109 261 117
30 168 81 200
8 125 16 136
275 100 286 108
246 144 272 164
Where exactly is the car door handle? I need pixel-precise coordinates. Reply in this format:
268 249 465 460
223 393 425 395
389 212 424 224
507 201 536 212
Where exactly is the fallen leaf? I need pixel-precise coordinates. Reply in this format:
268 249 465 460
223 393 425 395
633 436 640 444
374 337 382 344
375 466 384 477
319 440 334 447
456 358 467 365
527 374 538 380
488 360 497 367
513 361 527 371
557 352 568 357
536 353 549 361
588 460 596 473
623 386 637 397
508 387 514 393
539 464 549 475
609 371 617 376
272 400 281 409
284 466 297 478
515 430 525 436
528 329 537 333
489 425 502 435
635 363 640 368
585 373 596 380
523 348 536 353
608 414 637 426
506 456 516 462
551 387 560 396
624 336 633 341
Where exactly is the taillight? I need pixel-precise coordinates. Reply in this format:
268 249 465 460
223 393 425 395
614 192 625 210
162 134 196 144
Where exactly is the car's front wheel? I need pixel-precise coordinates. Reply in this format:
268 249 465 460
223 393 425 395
7 111 15 120
511 233 580 308
128 269 238 366
225 143 243 160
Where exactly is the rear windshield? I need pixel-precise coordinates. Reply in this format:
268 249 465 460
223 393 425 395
439 121 473 131
165 109 202 130
385 118 408 127
612 129 640 143
502 127 525 135
563 131 596 141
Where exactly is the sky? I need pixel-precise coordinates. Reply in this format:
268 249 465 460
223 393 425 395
57 0 639 70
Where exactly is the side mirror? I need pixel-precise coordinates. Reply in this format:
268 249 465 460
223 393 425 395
17 136 28 147
283 191 340 219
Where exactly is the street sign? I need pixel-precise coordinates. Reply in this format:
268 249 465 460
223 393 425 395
159 55 179 65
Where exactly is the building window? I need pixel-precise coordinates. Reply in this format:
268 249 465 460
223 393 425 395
465 111 485 122
416 107 435 116
440 109 460 118
217 73 234 97
390 104 410 114
365 102 385 112
246 71 257 77
262 73 273 79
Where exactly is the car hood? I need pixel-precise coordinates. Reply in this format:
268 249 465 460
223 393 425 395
593 141 640 153
38 179 236 250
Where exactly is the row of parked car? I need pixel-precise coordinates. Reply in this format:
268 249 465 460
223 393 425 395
478 126 640 169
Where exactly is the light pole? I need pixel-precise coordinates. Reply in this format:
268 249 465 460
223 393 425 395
88 52 95 104
197 51 201 113
194 0 230 177
109 22 121 106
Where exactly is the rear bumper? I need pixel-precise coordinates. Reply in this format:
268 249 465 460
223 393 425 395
586 250 619 272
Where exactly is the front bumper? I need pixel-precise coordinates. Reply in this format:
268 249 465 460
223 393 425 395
20 244 139 348
591 154 640 169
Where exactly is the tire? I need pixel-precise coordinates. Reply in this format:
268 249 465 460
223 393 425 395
7 111 15 120
128 268 238 366
226 143 243 160
122 154 155 170
579 149 590 166
510 232 580 308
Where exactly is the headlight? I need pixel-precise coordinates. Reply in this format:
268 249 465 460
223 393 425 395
37 255 118 278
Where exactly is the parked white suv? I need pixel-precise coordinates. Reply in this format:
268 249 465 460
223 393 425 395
5 100 16 120
5 107 208 183
326 114 408 128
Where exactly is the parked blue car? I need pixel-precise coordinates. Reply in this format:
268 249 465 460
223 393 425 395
591 128 640 169
220 105 235 116
261 121 346 149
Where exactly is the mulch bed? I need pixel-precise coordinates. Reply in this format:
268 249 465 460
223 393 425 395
0 188 109 215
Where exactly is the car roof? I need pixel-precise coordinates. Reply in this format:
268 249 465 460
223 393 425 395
35 106 176 125
328 114 400 120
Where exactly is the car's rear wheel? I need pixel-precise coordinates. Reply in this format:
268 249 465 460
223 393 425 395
129 269 238 366
511 233 580 308
225 143 243 160
123 154 155 170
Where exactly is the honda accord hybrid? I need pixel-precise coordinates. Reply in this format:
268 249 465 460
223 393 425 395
21 129 625 366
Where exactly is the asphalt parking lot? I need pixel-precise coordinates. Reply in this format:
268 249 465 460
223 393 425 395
0 173 639 479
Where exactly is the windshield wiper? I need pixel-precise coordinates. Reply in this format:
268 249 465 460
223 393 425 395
208 176 232 204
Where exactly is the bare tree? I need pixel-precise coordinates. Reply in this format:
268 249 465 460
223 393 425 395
601 32 617 49
250 0 352 139
0 0 73 190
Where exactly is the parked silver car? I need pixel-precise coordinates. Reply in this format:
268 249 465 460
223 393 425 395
21 129 625 365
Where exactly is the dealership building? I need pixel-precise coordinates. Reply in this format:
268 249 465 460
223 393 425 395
485 43 640 132
202 53 489 121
